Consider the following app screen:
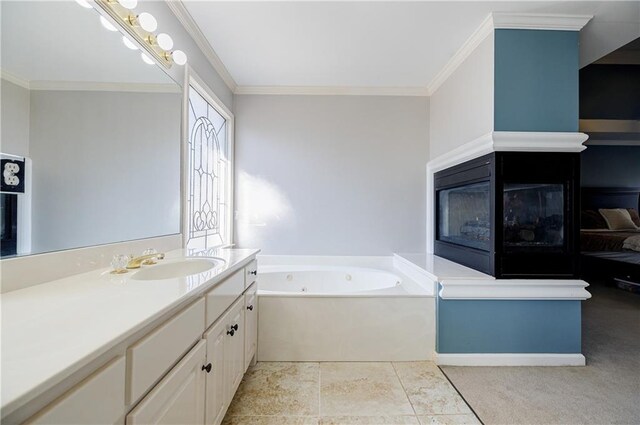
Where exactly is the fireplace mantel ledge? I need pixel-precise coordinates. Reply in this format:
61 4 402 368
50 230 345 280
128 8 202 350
427 131 588 174
439 278 592 300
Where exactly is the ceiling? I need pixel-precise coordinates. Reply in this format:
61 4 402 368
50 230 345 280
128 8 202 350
0 1 174 86
182 0 640 90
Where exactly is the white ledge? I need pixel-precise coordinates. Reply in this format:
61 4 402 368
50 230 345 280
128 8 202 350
435 353 586 366
439 279 592 300
427 131 588 174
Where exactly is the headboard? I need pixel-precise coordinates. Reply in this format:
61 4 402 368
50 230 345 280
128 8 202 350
581 187 640 211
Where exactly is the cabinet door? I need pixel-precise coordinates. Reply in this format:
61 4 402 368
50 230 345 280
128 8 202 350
126 341 206 425
244 284 258 371
204 312 228 425
224 297 245 401
27 357 125 425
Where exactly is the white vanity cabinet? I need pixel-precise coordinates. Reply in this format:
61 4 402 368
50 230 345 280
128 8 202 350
21 258 259 425
244 283 258 370
126 341 207 425
203 296 246 425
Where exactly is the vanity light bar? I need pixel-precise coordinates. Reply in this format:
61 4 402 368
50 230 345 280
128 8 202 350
88 0 187 68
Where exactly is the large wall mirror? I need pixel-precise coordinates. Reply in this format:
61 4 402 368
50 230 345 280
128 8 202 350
0 1 182 258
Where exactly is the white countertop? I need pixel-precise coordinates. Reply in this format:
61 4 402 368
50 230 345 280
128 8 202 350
0 247 259 417
395 253 494 282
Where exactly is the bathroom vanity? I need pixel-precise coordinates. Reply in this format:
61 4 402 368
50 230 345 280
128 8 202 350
1 248 259 425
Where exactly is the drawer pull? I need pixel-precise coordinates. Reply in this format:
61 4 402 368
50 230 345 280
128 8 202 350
247 305 254 311
227 329 235 336
231 324 239 331
202 363 212 373
249 270 257 276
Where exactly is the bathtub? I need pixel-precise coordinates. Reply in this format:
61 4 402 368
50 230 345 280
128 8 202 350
256 256 436 361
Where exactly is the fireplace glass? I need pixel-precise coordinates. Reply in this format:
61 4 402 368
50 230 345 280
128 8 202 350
503 183 564 248
438 182 490 251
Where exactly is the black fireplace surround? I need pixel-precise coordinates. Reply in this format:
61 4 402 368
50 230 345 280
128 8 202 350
435 152 580 279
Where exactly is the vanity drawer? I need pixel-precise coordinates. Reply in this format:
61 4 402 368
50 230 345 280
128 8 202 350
27 356 125 425
205 270 244 328
127 299 205 405
245 260 258 288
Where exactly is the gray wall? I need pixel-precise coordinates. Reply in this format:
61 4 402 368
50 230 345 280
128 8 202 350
1 79 30 157
429 33 494 160
29 90 182 253
234 94 429 255
581 145 640 187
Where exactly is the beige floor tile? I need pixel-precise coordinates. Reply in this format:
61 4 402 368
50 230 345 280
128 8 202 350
223 417 319 425
417 415 481 425
320 362 414 416
226 362 320 416
393 362 471 415
320 416 420 424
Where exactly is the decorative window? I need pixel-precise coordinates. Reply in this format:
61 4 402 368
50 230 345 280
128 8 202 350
185 81 233 249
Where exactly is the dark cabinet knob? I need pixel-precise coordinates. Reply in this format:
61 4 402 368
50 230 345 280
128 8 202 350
202 363 212 373
247 305 254 311
232 324 239 331
227 329 235 336
249 270 257 276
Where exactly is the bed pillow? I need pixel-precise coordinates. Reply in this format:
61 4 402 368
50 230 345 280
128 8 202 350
627 208 640 228
623 234 640 252
581 210 608 229
599 208 639 230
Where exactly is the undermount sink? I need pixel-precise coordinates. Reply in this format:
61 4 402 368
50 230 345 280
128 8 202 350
131 258 225 281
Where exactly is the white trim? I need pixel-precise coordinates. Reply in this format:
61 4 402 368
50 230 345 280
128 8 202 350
426 13 592 96
1 70 30 89
492 13 593 31
234 86 429 97
426 14 494 96
165 0 237 92
435 353 586 366
28 81 180 93
439 279 592 300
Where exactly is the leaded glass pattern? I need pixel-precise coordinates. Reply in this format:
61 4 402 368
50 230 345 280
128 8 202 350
186 85 230 249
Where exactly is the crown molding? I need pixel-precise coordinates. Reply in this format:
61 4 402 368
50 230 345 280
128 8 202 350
492 12 593 31
426 13 494 96
165 0 237 92
1 69 30 90
0 72 180 93
234 85 429 97
28 81 180 93
426 12 593 96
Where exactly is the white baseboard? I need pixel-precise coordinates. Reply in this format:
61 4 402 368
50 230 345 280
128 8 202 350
435 353 586 366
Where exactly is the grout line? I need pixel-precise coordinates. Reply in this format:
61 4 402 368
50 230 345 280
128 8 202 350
438 365 485 425
390 361 420 422
318 362 322 418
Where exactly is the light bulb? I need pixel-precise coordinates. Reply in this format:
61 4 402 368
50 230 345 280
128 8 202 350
100 16 118 32
137 12 157 32
172 50 187 66
75 0 92 8
141 53 155 65
117 0 137 10
156 33 173 51
122 36 138 50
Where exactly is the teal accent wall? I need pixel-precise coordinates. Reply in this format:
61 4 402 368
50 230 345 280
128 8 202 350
494 29 579 132
436 294 582 353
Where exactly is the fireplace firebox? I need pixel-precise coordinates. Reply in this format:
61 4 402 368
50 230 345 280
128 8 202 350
435 152 580 278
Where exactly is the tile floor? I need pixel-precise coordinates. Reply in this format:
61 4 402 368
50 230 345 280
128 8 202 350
223 362 481 425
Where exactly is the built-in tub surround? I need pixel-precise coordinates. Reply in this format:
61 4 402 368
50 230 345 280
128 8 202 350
256 255 436 362
0 247 259 423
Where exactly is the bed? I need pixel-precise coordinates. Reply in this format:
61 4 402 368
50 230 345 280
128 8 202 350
580 187 640 289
